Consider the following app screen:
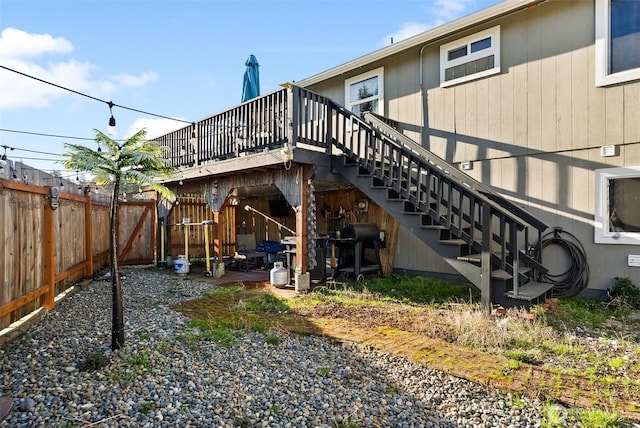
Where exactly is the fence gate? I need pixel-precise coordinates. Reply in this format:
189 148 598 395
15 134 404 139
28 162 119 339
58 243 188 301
117 200 156 265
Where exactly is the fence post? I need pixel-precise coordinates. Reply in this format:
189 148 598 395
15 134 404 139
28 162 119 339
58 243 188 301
43 202 55 311
84 187 94 278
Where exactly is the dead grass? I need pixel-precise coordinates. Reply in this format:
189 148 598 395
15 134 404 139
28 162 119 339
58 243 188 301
171 283 640 422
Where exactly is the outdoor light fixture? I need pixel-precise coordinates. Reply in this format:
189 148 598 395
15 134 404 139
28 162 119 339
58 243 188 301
107 101 117 135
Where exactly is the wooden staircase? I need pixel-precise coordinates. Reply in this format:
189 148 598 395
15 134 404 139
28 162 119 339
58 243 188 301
327 106 553 309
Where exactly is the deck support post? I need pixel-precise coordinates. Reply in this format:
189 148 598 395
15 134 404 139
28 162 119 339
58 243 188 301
295 167 308 275
481 203 492 313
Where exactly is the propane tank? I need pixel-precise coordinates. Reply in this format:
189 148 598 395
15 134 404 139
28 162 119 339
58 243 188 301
270 262 288 288
174 255 190 275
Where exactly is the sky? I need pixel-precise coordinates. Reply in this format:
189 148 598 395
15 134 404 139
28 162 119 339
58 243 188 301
0 0 500 177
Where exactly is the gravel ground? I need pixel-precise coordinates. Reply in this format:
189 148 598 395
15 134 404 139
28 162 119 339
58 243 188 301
0 266 545 427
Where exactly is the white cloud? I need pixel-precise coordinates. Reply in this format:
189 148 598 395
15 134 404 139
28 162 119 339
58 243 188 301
435 0 472 21
112 71 159 87
0 58 97 109
0 27 73 59
381 22 433 47
379 0 480 47
128 117 187 140
0 28 159 111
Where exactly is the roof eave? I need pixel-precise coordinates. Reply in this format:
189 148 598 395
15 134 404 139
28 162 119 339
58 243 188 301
295 0 546 87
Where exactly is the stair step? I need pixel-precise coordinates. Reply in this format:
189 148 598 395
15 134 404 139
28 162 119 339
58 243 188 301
422 224 447 230
439 238 468 246
504 282 554 301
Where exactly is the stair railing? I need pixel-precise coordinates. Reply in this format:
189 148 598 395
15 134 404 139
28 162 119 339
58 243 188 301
325 100 548 296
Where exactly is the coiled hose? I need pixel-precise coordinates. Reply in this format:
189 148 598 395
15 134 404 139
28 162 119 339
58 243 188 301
530 227 590 298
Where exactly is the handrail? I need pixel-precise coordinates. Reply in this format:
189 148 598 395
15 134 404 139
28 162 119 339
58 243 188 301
325 98 547 286
363 112 548 232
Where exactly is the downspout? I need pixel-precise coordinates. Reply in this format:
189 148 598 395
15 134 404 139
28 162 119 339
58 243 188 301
419 41 438 144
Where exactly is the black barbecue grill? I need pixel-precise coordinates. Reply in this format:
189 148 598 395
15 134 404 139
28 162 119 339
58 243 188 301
331 223 383 282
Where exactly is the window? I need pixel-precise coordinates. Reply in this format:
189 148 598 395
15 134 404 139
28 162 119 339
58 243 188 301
440 26 500 87
345 67 384 118
595 0 640 86
595 167 640 244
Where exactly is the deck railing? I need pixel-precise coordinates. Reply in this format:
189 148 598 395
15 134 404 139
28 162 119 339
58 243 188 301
155 88 290 167
155 85 548 297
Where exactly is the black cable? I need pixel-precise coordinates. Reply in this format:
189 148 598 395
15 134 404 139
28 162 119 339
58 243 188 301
0 128 96 141
0 65 192 124
531 227 590 298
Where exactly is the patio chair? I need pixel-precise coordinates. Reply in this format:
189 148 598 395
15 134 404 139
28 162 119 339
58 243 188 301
233 234 266 271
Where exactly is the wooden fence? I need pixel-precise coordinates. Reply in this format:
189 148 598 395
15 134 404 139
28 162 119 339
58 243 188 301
0 174 160 334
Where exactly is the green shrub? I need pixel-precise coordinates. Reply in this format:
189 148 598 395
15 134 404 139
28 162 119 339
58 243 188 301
608 277 640 309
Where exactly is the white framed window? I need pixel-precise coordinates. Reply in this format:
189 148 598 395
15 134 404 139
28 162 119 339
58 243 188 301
595 166 640 244
440 25 500 87
345 67 384 119
595 0 640 87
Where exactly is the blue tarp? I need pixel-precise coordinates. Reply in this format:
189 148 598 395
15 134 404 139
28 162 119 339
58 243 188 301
256 240 284 254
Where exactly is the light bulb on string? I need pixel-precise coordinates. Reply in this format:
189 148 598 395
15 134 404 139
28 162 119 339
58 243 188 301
107 101 117 135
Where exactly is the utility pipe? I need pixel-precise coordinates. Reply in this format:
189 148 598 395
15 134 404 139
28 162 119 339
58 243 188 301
203 220 214 276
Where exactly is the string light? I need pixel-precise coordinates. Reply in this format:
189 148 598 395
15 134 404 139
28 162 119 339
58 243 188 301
0 65 193 125
1 144 11 158
107 101 117 135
